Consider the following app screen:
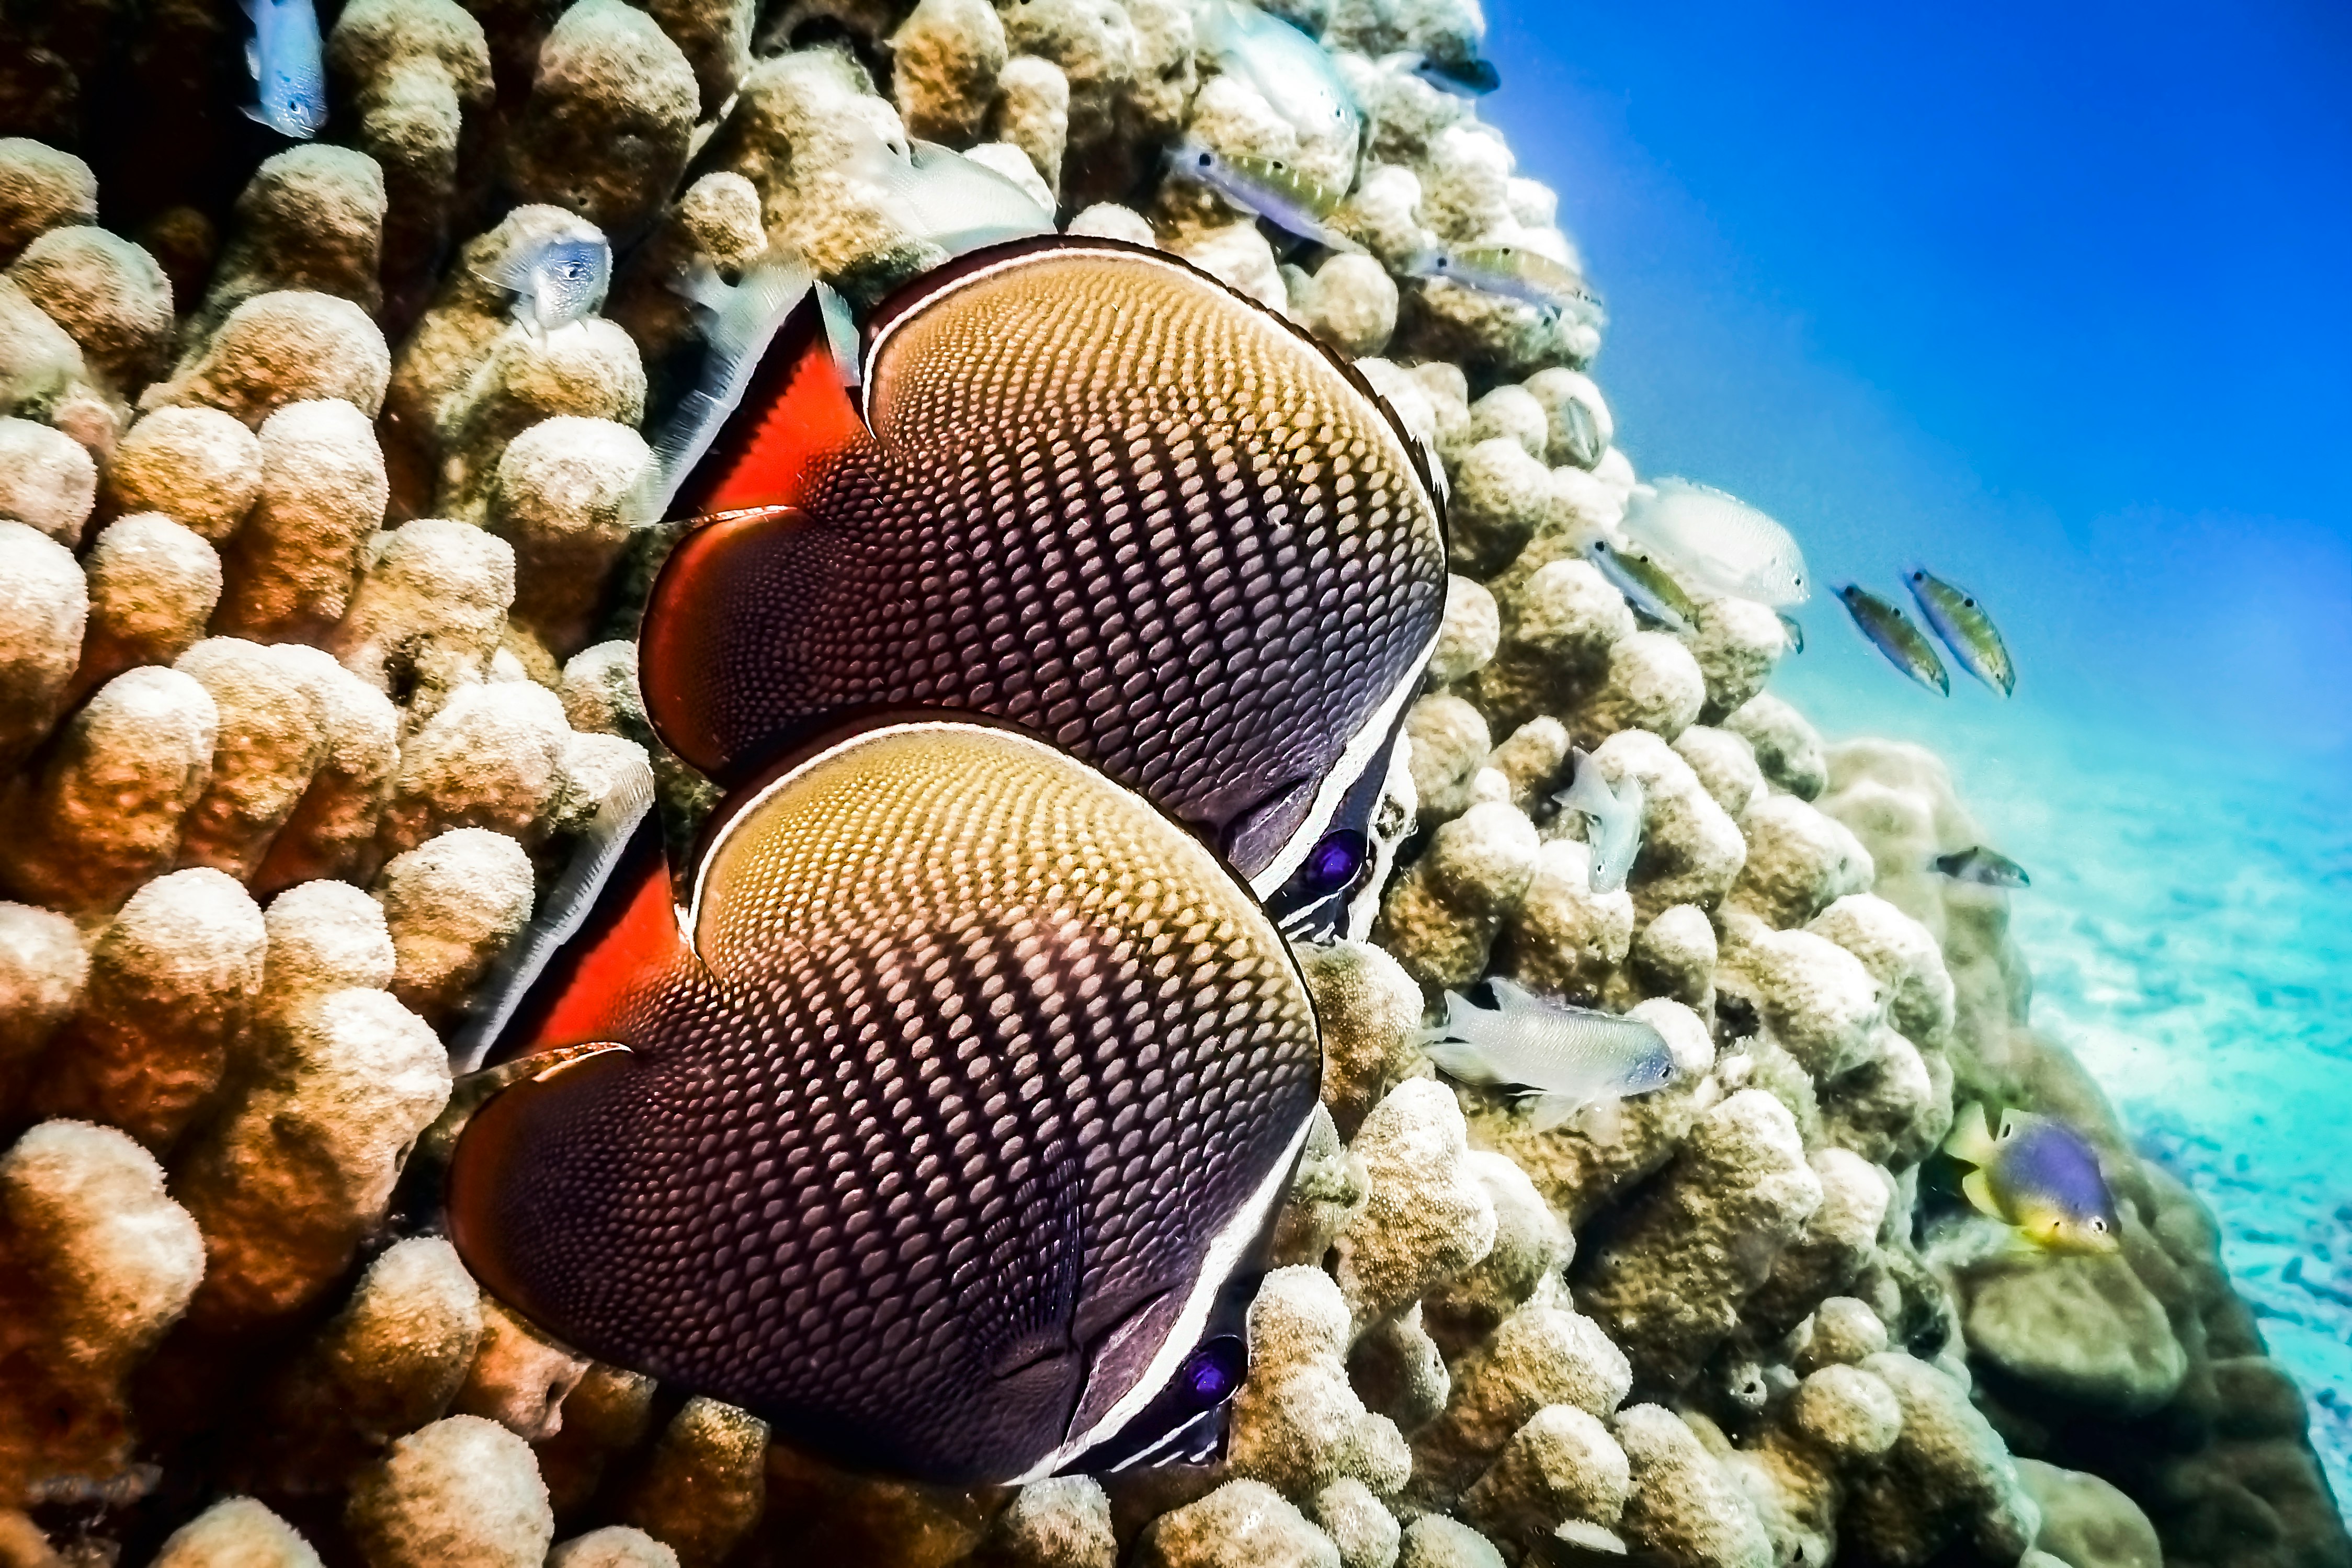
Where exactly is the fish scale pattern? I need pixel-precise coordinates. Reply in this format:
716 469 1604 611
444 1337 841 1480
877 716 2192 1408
456 723 1321 1484
647 245 1447 876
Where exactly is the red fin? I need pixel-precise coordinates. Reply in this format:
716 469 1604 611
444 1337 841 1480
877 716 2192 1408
681 298 869 517
524 844 688 1054
639 504 820 778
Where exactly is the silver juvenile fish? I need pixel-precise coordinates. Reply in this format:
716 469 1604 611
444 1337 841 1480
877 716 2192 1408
1837 584 1949 694
480 234 611 338
858 137 1055 256
1416 976 1676 1131
1553 747 1644 893
241 0 325 139
1906 567 2016 696
1620 479 1811 607
1405 244 1600 320
1933 846 2029 888
1776 611 1805 653
1196 1 1361 149
1169 141 1359 251
1409 53 1501 96
1586 538 1697 635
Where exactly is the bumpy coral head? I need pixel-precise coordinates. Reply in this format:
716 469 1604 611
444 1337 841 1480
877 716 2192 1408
638 236 1449 939
446 715 1325 1485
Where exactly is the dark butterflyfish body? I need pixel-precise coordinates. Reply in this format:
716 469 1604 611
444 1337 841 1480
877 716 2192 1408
636 234 1448 939
445 715 1325 1485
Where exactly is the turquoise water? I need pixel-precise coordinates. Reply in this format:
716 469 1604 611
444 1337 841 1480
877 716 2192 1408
1785 668 2352 1503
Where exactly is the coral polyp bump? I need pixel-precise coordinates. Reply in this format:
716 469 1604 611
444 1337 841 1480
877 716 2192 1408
0 0 2342 1562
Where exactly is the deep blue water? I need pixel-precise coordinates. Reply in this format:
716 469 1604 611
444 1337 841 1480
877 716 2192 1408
1475 0 2352 1499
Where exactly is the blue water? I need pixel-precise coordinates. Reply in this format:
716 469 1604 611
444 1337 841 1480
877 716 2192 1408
1787 677 2352 1500
1475 0 2352 1502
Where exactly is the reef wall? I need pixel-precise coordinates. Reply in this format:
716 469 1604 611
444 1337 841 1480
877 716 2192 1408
0 0 2346 1564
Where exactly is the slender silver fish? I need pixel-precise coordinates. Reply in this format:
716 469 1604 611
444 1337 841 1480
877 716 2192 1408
1906 567 2016 695
1838 584 1949 694
1415 976 1677 1131
1553 747 1644 893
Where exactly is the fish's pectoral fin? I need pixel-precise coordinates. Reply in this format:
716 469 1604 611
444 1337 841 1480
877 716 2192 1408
1521 1090 1589 1134
1960 1169 2004 1223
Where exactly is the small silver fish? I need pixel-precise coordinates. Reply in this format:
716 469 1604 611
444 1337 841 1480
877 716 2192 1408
1776 611 1805 653
1404 244 1600 320
1943 1102 2118 1254
241 0 325 139
1410 54 1501 96
1555 396 1604 469
480 234 611 338
1585 539 1697 636
1196 1 1361 149
1551 748 1644 894
857 137 1055 256
1415 976 1677 1131
1620 479 1811 607
1906 567 2015 696
1932 846 2029 888
1169 141 1359 251
1837 584 1949 694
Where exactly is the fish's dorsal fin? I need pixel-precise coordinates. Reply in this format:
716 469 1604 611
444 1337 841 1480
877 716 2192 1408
1942 1100 1999 1169
637 505 821 779
1485 973 1539 1015
641 258 824 523
446 766 678 1074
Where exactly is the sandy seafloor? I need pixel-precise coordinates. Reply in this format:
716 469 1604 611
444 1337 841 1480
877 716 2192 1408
1779 665 2352 1511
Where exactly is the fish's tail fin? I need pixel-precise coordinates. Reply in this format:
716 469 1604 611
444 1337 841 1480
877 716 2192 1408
1554 747 1615 821
1520 1089 1588 1134
1942 1099 2000 1171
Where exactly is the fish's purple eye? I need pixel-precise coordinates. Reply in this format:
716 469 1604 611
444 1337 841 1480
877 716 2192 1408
1178 1335 1247 1408
1303 830 1369 894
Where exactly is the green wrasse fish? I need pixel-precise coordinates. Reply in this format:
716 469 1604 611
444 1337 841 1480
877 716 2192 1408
1404 244 1600 320
1942 1103 2120 1254
1905 567 2015 695
1585 538 1698 635
1169 141 1358 251
1837 584 1948 694
1414 976 1677 1131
